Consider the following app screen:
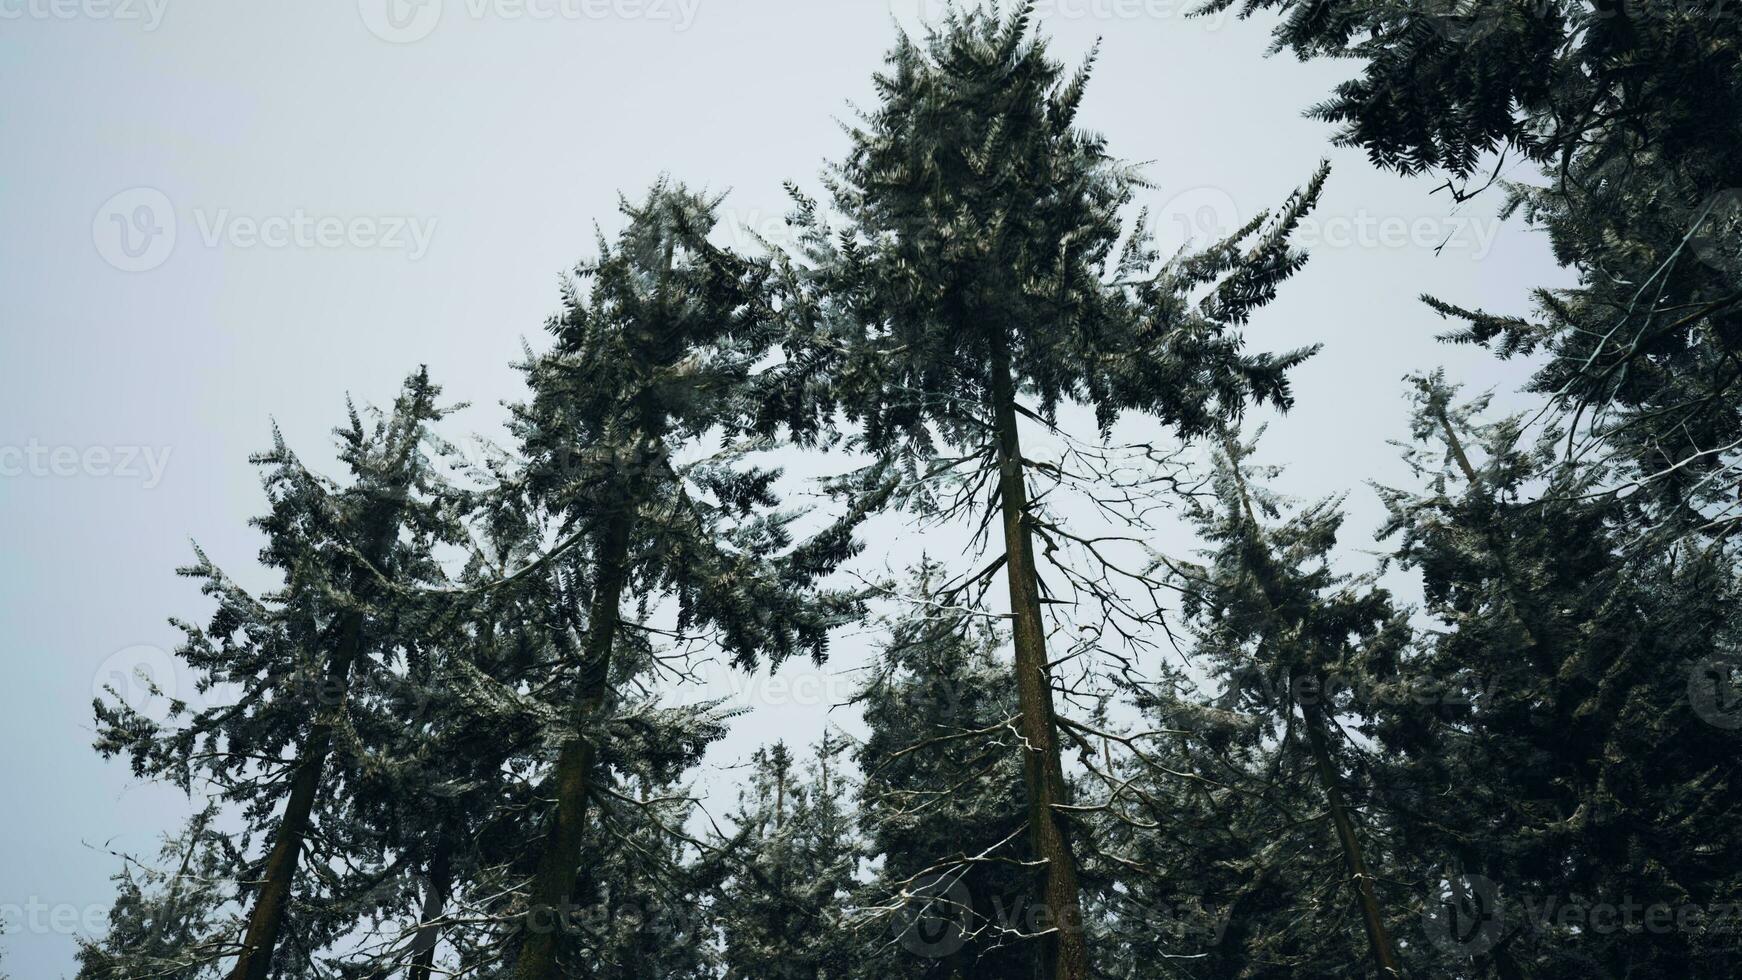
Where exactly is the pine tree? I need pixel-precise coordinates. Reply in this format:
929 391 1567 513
760 7 1328 975
536 771 723 980
305 515 547 979
1204 0 1742 535
507 182 867 979
1366 373 1742 976
849 566 1035 979
1157 434 1411 978
91 370 461 980
75 808 241 979
719 735 858 980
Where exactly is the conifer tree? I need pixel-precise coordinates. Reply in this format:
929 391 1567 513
90 370 462 980
1091 670 1277 980
507 182 867 979
309 523 553 979
430 569 733 980
1204 0 1742 535
1366 373 1742 976
1162 434 1411 977
761 7 1328 975
719 736 858 980
849 566 1035 979
75 808 240 979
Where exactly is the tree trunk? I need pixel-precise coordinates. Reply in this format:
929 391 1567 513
1303 701 1402 979
226 424 417 980
988 335 1091 980
227 603 374 980
408 847 451 980
515 506 635 980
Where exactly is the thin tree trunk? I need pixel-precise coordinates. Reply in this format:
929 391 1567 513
408 847 451 980
226 411 419 980
988 334 1091 980
515 506 635 980
1303 701 1402 979
227 601 375 980
1219 434 1400 976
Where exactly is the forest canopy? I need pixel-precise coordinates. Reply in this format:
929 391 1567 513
71 3 1742 979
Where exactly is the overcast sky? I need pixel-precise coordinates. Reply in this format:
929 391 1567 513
0 2 1568 973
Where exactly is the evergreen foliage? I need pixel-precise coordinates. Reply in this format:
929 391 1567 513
1162 434 1411 978
1365 373 1742 976
75 808 240 979
71 6 1742 980
758 7 1328 974
718 738 858 980
849 567 1036 979
502 181 867 979
1203 0 1742 536
91 369 463 979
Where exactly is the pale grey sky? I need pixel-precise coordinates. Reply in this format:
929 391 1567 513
0 2 1564 973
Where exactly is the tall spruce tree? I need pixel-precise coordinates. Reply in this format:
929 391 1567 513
507 182 867 979
1092 666 1290 980
1203 0 1742 536
1365 373 1742 976
761 7 1329 975
90 370 462 980
1164 434 1411 977
429 556 735 980
307 509 557 979
718 736 858 980
849 566 1035 979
